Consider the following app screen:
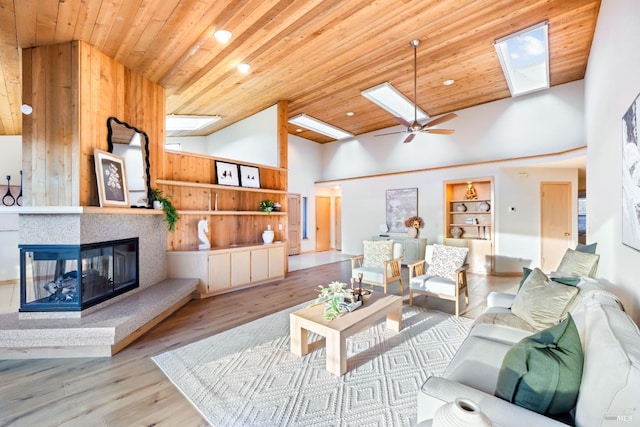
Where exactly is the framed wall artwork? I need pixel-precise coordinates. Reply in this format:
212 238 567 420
94 148 130 207
386 188 418 233
215 161 239 186
239 165 260 188
622 91 640 250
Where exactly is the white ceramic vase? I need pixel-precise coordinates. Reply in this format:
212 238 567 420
450 226 462 238
152 200 163 210
262 226 274 244
433 398 493 427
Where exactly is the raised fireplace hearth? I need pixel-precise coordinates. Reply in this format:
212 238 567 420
20 238 139 313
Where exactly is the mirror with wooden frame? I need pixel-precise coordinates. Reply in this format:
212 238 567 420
107 117 151 208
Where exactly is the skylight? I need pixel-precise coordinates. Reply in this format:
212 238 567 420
288 114 354 140
494 21 550 97
361 82 428 122
166 115 221 131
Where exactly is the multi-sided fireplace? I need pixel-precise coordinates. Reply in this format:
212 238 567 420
19 237 139 313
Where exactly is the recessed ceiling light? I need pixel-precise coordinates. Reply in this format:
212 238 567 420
443 79 455 86
346 112 355 116
296 128 303 132
237 63 251 73
214 30 232 43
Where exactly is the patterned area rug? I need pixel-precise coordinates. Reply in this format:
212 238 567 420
152 302 473 427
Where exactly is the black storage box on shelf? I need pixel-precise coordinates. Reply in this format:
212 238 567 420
19 238 139 312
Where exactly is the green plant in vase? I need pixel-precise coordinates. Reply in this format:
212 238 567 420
150 188 180 232
259 200 275 213
314 281 348 321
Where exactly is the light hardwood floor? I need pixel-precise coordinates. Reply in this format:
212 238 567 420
0 260 518 426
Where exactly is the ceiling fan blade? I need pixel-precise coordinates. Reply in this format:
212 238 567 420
423 112 458 128
394 117 411 128
404 133 416 143
375 131 406 136
424 128 455 135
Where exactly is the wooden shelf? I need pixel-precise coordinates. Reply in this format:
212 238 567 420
177 210 287 216
450 223 492 227
156 179 288 195
450 211 491 215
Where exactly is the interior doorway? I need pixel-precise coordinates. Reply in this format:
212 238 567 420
315 196 331 252
540 181 572 272
335 196 342 251
287 193 301 255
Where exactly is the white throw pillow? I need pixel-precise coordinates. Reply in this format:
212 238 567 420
425 244 468 281
511 268 579 330
556 248 600 278
362 240 393 268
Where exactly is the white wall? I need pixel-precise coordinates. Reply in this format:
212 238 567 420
585 0 640 323
206 104 278 166
320 81 585 181
0 135 22 281
166 136 207 153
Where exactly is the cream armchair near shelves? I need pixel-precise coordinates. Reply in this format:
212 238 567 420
408 244 469 316
351 240 404 294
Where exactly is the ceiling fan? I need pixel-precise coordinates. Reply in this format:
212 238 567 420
378 39 457 143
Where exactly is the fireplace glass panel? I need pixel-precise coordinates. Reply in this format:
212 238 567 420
20 238 139 312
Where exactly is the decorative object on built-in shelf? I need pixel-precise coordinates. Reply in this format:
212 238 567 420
259 200 275 213
262 224 275 244
465 181 478 200
404 215 425 238
198 219 211 250
314 281 349 321
479 201 491 212
239 164 260 188
272 202 281 212
16 170 23 206
450 226 463 239
455 203 467 212
433 398 493 427
150 188 180 232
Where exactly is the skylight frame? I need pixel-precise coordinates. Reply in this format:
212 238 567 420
494 21 550 97
166 115 221 131
288 114 354 140
361 82 428 122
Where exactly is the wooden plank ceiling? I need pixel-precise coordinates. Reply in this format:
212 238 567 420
0 0 601 143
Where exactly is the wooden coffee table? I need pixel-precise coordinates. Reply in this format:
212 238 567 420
290 291 403 376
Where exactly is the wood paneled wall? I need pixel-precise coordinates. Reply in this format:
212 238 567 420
22 41 165 207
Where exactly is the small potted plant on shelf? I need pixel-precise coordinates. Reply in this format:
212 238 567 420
259 200 275 213
150 188 180 232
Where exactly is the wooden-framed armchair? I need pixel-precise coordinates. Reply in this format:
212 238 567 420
351 240 404 294
408 244 469 316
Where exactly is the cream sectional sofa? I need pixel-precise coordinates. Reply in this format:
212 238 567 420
416 278 640 426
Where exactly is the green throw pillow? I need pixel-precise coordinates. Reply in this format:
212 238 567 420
551 276 581 286
518 267 533 291
495 314 584 416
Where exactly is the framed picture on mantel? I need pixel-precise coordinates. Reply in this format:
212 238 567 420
215 161 239 186
94 148 129 207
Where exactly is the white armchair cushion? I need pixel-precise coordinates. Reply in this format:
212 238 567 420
425 244 468 281
352 266 385 283
410 274 456 296
362 240 393 268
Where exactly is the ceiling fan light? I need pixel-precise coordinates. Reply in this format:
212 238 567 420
361 82 428 122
